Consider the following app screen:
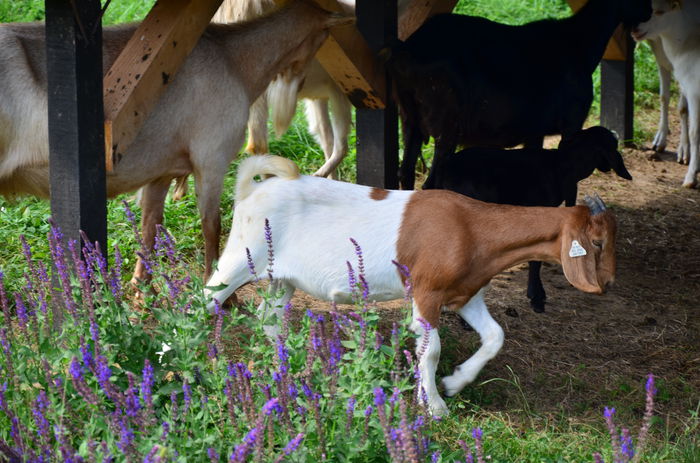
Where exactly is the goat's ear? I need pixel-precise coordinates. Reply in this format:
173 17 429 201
560 224 603 294
672 0 682 10
607 150 633 180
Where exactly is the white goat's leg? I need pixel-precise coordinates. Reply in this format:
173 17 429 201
678 94 690 164
132 178 172 285
258 280 295 339
410 301 448 416
654 64 672 152
305 99 335 175
682 96 699 188
313 88 351 179
442 287 504 398
245 94 269 154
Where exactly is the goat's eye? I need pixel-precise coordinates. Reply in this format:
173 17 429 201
592 239 604 248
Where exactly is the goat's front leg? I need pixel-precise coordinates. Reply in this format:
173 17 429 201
442 287 504 397
132 178 172 285
410 299 448 416
193 171 224 281
654 63 672 153
258 280 294 339
399 124 423 190
526 261 546 313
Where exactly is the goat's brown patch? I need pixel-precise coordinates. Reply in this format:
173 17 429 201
370 187 389 201
396 191 617 327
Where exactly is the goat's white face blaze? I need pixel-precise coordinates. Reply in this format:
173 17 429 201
206 155 620 416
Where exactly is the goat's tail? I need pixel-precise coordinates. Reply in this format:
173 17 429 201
268 71 304 137
235 154 300 203
212 0 276 22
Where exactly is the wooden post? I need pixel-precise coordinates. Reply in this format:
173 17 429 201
355 0 399 189
45 0 107 255
600 32 635 143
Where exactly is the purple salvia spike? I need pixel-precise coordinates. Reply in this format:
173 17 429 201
346 261 358 301
264 218 274 281
245 248 259 281
471 428 485 463
13 293 28 333
631 374 657 463
273 433 304 463
593 453 605 463
603 406 623 461
349 237 365 278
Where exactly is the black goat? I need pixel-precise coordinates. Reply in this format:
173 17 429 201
387 0 651 189
423 126 632 313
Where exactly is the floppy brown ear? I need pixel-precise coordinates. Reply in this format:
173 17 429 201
560 225 603 294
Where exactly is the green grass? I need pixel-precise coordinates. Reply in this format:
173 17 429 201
0 1 697 461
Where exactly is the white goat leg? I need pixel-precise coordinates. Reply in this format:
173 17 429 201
442 288 505 397
258 280 294 339
652 43 672 152
683 96 699 188
313 87 352 179
410 302 448 416
305 99 335 176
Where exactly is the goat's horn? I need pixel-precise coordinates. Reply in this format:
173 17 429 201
583 194 606 215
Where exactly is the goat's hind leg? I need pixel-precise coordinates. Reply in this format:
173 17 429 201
682 96 699 188
442 287 504 397
410 299 448 416
132 178 173 286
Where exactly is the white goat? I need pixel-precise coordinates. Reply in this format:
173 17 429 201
205 154 619 415
644 37 689 161
0 1 349 282
632 0 700 187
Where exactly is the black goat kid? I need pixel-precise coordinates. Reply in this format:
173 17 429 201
387 0 651 189
423 126 632 313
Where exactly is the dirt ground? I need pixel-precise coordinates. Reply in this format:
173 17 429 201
235 112 700 429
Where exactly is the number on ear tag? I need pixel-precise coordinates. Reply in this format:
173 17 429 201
569 240 587 258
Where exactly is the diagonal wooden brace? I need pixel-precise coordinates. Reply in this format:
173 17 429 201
103 0 223 171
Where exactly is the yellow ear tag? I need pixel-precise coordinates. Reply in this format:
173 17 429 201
569 240 587 258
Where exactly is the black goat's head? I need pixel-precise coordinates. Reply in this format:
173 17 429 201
559 127 633 181
619 0 653 27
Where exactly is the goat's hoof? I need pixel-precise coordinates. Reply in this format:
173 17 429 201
442 374 470 398
426 397 449 417
652 143 666 153
529 299 546 313
682 179 697 189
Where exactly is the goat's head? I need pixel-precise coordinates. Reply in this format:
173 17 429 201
560 195 618 295
561 126 632 180
276 0 354 76
631 0 682 41
620 0 653 28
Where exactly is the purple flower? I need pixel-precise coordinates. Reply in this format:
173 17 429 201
347 261 357 298
283 433 304 454
183 380 192 413
141 360 154 405
69 357 84 381
14 293 29 331
230 427 259 462
364 405 373 417
207 447 220 462
33 390 50 439
116 418 134 453
373 387 386 407
245 248 258 281
431 450 441 462
80 341 94 370
125 373 140 418
262 398 283 416
161 421 170 440
276 339 289 373
264 219 274 280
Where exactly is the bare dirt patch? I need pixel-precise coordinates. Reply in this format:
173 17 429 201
234 116 699 430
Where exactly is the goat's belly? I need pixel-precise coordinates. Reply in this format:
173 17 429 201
287 273 405 305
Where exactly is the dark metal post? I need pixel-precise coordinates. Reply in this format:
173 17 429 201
600 32 635 143
45 0 107 255
356 0 399 189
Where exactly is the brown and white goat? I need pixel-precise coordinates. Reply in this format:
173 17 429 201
0 1 350 282
205 155 619 415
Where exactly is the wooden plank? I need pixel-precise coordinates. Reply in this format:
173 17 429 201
355 0 399 188
103 0 223 170
313 0 386 109
566 0 626 60
45 0 107 255
601 33 635 142
398 0 458 40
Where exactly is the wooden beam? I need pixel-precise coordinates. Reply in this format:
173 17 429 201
313 0 387 109
398 0 458 40
355 0 399 188
566 0 626 60
103 0 223 170
45 0 107 254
